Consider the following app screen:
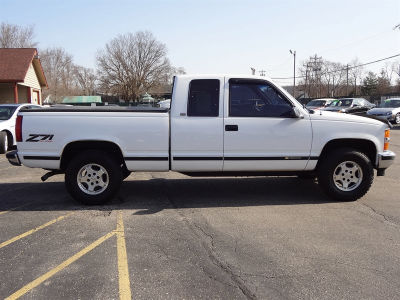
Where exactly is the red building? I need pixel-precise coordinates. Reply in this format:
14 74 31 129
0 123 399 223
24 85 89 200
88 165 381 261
0 48 48 105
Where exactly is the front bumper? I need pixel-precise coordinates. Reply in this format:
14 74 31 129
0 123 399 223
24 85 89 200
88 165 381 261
368 114 394 122
377 150 396 169
6 150 21 166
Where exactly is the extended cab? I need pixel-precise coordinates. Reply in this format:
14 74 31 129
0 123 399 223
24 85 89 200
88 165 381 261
7 75 396 204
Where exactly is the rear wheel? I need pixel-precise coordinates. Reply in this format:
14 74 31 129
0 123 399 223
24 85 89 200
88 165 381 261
65 150 122 205
0 131 8 154
317 148 374 201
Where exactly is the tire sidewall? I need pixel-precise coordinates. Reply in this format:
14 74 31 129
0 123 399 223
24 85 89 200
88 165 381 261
318 149 373 201
0 132 7 154
65 151 122 205
395 113 400 124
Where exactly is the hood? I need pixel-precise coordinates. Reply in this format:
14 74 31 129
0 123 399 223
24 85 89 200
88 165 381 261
367 108 393 115
310 110 384 126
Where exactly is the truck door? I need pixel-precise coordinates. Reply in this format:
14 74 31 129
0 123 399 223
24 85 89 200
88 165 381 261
223 78 313 171
171 76 224 171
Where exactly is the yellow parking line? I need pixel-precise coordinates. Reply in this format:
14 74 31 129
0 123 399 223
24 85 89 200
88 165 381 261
116 211 132 300
0 202 32 216
0 212 74 249
5 230 116 300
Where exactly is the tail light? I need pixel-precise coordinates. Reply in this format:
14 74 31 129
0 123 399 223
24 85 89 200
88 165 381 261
16 115 23 142
384 128 390 151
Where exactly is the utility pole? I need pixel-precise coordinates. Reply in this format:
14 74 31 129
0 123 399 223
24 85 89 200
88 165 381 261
290 50 296 97
308 54 322 97
250 67 256 75
259 70 266 76
346 64 349 96
303 62 312 98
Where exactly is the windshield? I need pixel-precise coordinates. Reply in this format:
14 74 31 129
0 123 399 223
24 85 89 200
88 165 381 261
380 99 400 108
328 99 352 107
306 100 326 107
0 106 18 120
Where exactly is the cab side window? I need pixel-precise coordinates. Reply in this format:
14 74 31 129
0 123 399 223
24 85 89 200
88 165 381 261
229 80 293 117
187 79 220 117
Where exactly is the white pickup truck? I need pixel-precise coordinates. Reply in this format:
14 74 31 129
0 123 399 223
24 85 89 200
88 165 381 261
7 75 395 204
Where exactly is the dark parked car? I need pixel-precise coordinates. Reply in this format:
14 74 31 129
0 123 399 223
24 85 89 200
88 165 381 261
322 98 375 114
367 98 400 124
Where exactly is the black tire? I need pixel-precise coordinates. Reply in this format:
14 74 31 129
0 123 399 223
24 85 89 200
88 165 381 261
394 113 400 125
122 168 131 180
0 131 7 154
317 148 374 201
65 150 122 205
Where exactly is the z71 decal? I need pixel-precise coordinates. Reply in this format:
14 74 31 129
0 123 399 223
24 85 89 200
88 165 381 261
26 134 54 142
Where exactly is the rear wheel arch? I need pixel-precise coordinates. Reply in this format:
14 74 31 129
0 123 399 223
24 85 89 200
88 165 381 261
60 140 126 171
316 138 378 169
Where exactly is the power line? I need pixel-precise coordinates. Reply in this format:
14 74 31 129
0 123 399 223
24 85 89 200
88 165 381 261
271 53 400 80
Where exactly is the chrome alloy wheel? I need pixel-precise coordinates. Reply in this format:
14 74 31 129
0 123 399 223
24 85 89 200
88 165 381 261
3 134 7 151
395 113 400 124
333 161 363 192
77 163 109 195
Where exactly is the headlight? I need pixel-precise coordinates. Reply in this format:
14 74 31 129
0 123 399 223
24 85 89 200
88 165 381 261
339 109 346 113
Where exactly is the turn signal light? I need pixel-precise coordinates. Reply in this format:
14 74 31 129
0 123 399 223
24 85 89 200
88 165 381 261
384 129 390 151
16 115 23 142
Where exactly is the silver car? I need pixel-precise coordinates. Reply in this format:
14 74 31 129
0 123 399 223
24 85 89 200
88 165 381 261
367 98 400 124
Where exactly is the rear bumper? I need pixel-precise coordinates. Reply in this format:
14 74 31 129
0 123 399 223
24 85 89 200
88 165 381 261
377 150 395 170
6 150 21 166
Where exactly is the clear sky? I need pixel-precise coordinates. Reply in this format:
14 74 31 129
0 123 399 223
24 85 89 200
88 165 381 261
1 0 399 85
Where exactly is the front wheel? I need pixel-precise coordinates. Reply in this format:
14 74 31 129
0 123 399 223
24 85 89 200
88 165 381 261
317 148 374 201
65 150 122 205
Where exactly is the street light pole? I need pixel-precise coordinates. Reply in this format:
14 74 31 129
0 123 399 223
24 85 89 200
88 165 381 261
290 50 296 97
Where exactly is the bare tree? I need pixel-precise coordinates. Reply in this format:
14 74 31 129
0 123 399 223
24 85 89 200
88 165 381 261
96 31 172 100
0 22 37 48
392 61 400 77
349 58 364 95
40 47 77 102
322 61 346 97
74 66 96 96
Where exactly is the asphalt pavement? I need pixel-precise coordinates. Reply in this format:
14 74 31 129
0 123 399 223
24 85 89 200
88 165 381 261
0 127 399 299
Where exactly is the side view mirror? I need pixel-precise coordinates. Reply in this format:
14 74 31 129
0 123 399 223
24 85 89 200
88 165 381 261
292 107 304 119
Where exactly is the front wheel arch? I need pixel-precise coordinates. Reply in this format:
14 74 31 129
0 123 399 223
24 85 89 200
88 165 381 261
316 139 377 169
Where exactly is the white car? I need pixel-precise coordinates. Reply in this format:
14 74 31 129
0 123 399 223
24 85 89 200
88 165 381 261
0 104 41 154
367 98 400 124
7 75 395 204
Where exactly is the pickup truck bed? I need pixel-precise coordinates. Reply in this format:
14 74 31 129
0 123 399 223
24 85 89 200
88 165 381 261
22 106 169 113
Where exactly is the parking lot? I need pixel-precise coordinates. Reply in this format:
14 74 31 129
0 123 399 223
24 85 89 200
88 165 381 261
0 128 399 299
